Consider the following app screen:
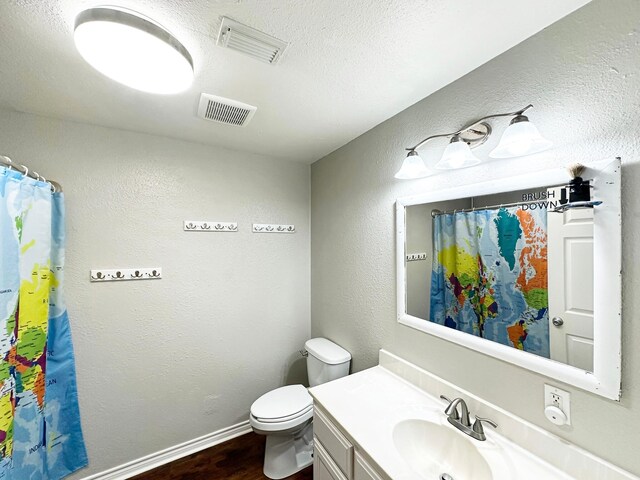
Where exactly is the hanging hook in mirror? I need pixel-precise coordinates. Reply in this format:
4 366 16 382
1 156 14 170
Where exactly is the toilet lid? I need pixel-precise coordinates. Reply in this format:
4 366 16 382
250 385 313 421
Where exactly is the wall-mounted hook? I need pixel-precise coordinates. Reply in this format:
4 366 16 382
184 221 238 232
91 267 162 282
253 224 295 234
91 271 106 280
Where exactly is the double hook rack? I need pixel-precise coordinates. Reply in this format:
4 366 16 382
90 268 162 282
183 221 238 232
253 224 295 233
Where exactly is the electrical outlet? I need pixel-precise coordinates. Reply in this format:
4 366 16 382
544 384 571 425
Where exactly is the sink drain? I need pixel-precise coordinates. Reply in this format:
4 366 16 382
440 474 454 480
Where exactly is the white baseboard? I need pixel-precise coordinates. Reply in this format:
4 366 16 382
82 420 252 480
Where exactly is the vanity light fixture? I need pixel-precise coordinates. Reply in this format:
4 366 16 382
436 135 481 170
489 114 553 158
394 151 431 179
397 104 552 179
74 7 194 94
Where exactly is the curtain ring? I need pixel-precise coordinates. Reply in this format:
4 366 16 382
2 156 13 170
33 171 41 181
50 182 56 193
20 164 28 177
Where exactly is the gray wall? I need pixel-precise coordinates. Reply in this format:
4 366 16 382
0 109 310 478
311 0 640 474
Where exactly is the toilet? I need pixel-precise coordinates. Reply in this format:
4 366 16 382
250 337 351 479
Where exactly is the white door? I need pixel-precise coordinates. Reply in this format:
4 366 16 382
547 191 594 371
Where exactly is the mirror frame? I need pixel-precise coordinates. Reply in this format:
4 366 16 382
396 158 622 400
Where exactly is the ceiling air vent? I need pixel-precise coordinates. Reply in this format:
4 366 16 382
197 94 257 127
216 17 288 65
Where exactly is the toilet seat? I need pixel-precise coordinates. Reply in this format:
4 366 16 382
250 385 313 432
256 404 313 423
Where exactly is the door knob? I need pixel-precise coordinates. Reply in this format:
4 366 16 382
552 317 564 327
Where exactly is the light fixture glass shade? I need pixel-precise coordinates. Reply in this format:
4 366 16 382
74 8 194 94
395 151 431 179
435 137 481 170
490 118 552 158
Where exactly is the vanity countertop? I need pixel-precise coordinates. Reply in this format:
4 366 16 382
310 365 574 480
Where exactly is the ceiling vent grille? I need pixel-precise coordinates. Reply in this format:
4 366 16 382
216 17 288 64
197 94 257 127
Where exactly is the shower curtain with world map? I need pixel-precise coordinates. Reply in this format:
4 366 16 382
0 167 87 479
429 205 550 358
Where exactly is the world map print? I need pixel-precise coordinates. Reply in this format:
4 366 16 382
429 206 549 358
0 169 87 479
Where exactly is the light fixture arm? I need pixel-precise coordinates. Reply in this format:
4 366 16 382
406 104 533 151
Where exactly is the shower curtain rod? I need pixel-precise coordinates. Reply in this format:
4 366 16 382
0 154 63 192
431 198 557 217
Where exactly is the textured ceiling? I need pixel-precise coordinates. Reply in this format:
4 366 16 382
0 0 590 163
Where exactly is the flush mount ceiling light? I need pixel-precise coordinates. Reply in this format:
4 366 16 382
397 104 552 179
74 7 194 94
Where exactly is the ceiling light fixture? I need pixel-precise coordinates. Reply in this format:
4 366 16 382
74 7 194 94
397 105 552 179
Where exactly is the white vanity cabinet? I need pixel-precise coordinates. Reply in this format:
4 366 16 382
353 452 384 480
313 406 386 480
314 440 348 480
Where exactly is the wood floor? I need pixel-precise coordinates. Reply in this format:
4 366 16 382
130 433 313 480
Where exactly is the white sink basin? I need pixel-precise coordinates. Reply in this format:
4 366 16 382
392 418 494 480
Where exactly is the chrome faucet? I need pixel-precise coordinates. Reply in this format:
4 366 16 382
440 395 497 441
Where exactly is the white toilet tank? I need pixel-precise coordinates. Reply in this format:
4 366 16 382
305 338 351 387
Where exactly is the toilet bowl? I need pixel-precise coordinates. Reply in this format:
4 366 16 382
250 385 314 479
250 338 351 479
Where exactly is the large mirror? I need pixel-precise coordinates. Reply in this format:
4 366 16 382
396 158 621 399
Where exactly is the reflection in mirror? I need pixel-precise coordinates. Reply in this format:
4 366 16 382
405 183 595 371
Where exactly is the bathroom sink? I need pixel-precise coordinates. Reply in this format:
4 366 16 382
392 419 494 480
